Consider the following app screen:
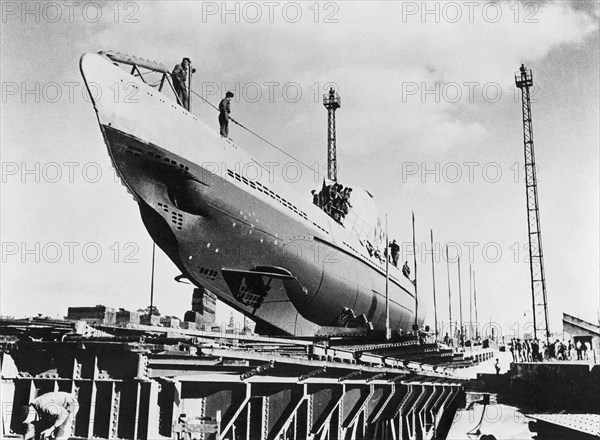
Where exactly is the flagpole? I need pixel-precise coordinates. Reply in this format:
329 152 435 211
385 214 390 340
430 229 438 341
150 242 156 316
446 245 452 343
458 255 463 346
187 60 193 111
412 212 418 329
474 270 479 339
469 264 473 341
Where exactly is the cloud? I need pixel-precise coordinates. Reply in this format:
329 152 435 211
82 1 596 188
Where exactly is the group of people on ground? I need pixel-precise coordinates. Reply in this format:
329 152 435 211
311 181 353 224
509 337 593 362
549 338 592 361
172 57 234 138
509 338 542 362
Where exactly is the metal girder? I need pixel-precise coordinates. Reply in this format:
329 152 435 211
395 384 417 440
310 386 344 436
342 384 374 430
254 395 269 440
421 385 442 434
416 385 437 438
402 385 429 440
394 384 416 418
166 380 182 439
220 383 251 438
527 413 600 437
428 386 450 440
376 384 410 424
1 381 15 437
431 385 450 417
299 367 327 382
432 384 459 437
203 347 449 380
268 384 307 440
131 383 141 440
135 353 148 380
445 386 459 409
240 361 275 380
87 382 98 437
367 372 387 383
338 370 363 382
388 374 408 383
409 384 430 439
369 384 397 424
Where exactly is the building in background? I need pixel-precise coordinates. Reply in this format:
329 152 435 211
563 312 599 362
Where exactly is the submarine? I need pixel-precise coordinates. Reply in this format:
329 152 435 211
80 51 422 336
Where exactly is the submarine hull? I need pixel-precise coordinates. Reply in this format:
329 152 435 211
81 52 422 336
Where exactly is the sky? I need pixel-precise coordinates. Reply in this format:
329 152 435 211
1 1 599 339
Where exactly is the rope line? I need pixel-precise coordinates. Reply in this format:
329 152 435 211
184 81 382 251
189 87 327 181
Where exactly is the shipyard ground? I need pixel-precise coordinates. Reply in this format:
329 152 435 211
1 317 497 440
3 317 598 439
455 351 600 440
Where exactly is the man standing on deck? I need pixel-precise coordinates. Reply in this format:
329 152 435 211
219 91 234 137
21 391 79 440
172 57 193 109
389 240 400 267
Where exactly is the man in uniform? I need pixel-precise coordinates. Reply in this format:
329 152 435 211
219 91 234 137
389 239 400 267
172 57 193 109
21 391 79 440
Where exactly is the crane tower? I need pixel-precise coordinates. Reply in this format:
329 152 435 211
323 88 341 181
515 64 550 344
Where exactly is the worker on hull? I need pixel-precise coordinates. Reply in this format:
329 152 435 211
219 91 234 137
172 57 194 109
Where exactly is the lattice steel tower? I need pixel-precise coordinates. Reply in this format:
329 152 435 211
323 88 341 181
515 64 550 344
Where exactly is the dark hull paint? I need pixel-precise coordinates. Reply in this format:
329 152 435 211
102 125 420 336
